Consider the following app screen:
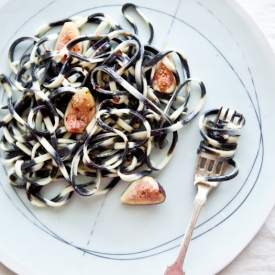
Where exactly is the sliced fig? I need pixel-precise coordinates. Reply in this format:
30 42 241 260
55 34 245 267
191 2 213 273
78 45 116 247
152 54 176 93
64 87 96 133
121 176 166 205
55 22 82 54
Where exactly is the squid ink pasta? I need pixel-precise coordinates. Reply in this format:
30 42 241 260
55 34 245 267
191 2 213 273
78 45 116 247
0 3 206 207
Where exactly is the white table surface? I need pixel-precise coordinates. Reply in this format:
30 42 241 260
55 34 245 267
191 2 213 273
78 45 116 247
0 0 275 274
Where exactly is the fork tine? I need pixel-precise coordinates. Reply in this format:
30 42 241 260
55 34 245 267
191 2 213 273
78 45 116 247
217 162 227 176
230 111 236 122
214 107 223 123
223 108 229 120
204 158 212 170
237 115 243 125
196 156 204 169
211 160 220 173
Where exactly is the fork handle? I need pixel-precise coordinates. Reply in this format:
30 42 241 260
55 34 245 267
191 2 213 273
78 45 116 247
174 202 203 268
167 184 211 272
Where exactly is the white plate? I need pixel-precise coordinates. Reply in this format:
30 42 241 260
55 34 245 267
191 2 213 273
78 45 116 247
0 0 274 274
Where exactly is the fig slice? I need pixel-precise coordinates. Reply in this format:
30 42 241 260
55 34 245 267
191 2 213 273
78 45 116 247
64 87 96 133
121 176 166 205
55 22 82 54
152 54 176 94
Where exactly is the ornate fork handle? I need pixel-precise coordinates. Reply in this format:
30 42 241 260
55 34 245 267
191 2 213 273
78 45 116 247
164 184 211 275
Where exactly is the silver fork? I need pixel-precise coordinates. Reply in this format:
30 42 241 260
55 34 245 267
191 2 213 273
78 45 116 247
164 107 245 275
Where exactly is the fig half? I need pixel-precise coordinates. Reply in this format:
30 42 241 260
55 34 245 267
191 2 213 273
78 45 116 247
55 22 82 54
64 87 96 133
152 54 176 94
121 176 166 205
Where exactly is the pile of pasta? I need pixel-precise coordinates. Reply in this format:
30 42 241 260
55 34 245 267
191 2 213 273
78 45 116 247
0 4 206 206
